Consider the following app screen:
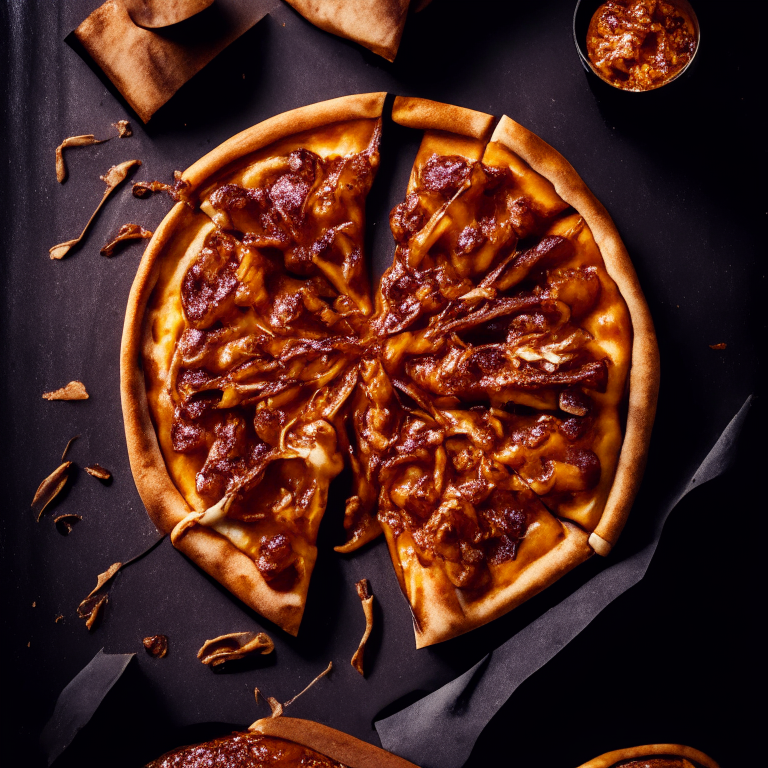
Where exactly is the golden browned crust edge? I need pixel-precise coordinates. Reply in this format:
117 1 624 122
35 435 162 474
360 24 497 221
575 743 720 768
248 717 421 768
490 116 660 553
182 92 386 193
121 202 191 535
120 95 390 636
392 96 496 141
404 522 593 648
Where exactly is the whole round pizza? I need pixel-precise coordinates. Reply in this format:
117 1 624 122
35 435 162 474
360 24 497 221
121 93 659 647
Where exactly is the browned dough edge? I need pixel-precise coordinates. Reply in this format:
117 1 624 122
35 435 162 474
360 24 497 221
248 717 421 768
491 116 660 553
575 743 720 768
120 94 387 636
411 521 593 648
182 92 387 193
283 0 409 62
392 96 496 141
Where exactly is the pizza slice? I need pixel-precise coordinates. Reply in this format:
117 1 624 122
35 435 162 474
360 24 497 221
122 93 385 635
362 97 658 645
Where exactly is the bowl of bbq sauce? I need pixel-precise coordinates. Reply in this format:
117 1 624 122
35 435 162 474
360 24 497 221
573 0 700 92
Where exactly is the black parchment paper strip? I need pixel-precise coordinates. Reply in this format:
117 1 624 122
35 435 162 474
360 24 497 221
376 396 753 768
40 649 135 766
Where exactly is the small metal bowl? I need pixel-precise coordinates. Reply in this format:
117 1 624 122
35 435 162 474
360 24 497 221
573 0 701 93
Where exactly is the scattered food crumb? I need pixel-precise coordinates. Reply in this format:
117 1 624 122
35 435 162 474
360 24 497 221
55 135 105 183
31 462 73 521
143 634 169 658
197 631 274 666
709 343 727 350
113 119 132 138
85 464 112 481
77 562 123 630
54 514 82 535
351 579 374 676
55 614 64 623
49 159 141 259
61 435 80 461
43 381 89 401
100 223 153 257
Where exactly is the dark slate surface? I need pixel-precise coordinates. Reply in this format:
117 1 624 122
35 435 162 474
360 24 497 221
1 1 763 766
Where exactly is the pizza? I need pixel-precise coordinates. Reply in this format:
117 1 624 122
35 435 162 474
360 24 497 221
121 93 658 646
145 716 419 767
576 744 719 768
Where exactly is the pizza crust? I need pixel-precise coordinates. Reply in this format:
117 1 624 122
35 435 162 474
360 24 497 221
120 94 387 635
575 743 720 768
490 117 660 552
392 95 496 140
248 717 421 767
388 520 593 649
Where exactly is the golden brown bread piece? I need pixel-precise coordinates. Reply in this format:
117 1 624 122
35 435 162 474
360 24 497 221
284 0 411 61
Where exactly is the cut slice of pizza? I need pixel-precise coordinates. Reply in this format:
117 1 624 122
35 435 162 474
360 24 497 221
121 93 385 635
363 97 658 645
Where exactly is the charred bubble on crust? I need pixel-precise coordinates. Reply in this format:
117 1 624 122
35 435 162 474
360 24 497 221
143 634 169 658
145 733 345 768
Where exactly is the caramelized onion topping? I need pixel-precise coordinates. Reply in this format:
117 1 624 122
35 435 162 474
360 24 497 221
165 142 612 590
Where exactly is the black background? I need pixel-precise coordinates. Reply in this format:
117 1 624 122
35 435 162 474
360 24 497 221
1 1 764 766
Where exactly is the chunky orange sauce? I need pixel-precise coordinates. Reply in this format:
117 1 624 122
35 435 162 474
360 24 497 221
586 0 697 91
